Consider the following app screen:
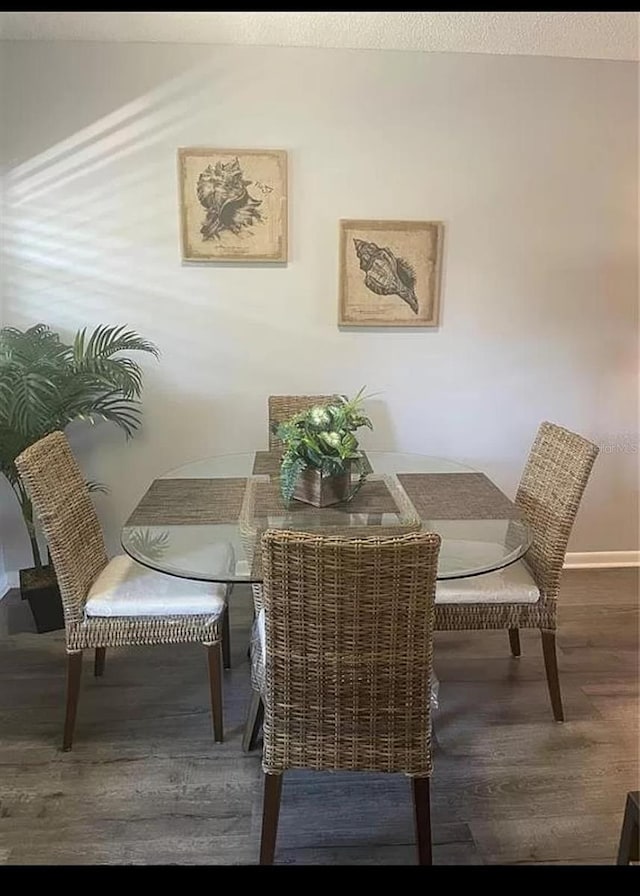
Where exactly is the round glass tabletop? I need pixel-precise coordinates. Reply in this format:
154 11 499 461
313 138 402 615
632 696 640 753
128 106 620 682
121 450 532 584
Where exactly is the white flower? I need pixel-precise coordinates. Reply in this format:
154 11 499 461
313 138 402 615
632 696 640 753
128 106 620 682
309 406 330 427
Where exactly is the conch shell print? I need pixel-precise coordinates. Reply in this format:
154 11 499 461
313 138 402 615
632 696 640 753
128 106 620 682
353 238 419 314
196 157 263 241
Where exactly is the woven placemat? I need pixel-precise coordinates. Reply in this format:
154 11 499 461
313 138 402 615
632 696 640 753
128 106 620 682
252 450 373 477
244 477 418 577
397 472 518 520
126 478 248 526
252 476 399 521
252 450 282 476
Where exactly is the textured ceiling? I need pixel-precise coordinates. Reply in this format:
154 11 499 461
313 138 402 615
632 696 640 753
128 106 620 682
0 11 638 61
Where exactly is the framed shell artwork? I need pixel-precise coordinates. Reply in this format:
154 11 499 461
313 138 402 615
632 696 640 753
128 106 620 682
338 219 444 327
178 148 288 262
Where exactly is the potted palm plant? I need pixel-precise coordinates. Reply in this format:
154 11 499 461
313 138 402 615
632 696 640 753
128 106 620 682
275 388 374 507
0 323 159 632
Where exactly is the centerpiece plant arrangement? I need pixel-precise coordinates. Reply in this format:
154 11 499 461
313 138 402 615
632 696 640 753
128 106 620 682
275 388 374 507
0 323 159 631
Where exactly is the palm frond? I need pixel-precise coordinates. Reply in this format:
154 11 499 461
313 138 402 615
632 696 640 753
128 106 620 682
0 324 69 368
78 391 144 438
74 326 160 364
7 372 61 438
86 480 109 494
0 425 32 484
70 357 144 400
0 322 159 566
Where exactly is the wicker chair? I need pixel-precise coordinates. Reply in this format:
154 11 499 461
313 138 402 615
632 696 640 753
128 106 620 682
248 393 343 671
434 421 599 722
14 431 228 751
249 529 442 865
267 394 341 450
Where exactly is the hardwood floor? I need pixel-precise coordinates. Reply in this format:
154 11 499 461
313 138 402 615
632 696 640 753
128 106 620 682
0 568 637 865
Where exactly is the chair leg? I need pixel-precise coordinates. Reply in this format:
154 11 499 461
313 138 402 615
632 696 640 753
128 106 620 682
508 627 521 657
221 605 231 670
541 629 564 722
617 791 639 864
206 641 224 743
63 651 83 752
412 777 433 865
242 689 264 753
94 647 106 677
260 773 283 865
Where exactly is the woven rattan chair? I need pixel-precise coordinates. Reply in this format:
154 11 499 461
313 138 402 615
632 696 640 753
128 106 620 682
249 393 343 673
434 421 599 722
14 431 228 751
248 529 442 865
267 394 341 450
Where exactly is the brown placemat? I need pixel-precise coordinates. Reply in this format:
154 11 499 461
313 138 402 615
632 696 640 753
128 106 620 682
253 476 399 521
396 472 519 520
126 478 248 526
254 479 399 526
252 450 282 476
245 477 419 577
252 450 374 476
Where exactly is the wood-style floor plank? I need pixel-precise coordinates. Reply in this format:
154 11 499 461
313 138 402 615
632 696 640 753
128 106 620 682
469 812 629 864
0 568 638 865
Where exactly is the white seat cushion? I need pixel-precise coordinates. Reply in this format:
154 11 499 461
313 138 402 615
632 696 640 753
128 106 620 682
256 607 266 664
85 554 227 618
249 608 267 693
435 560 540 605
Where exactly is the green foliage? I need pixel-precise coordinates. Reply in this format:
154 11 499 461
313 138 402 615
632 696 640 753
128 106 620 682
275 387 374 503
0 323 159 567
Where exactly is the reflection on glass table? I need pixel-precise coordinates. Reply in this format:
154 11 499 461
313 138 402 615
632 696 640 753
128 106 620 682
121 450 532 585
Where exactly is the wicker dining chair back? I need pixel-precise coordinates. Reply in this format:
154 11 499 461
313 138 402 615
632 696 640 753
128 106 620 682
260 529 442 776
15 431 109 627
15 429 227 752
267 394 341 449
515 421 599 599
432 420 600 725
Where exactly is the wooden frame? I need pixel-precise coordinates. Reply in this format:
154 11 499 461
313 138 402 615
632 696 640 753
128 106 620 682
178 148 288 262
338 219 444 327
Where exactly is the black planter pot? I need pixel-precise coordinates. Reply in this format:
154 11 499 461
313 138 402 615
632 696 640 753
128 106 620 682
19 565 65 633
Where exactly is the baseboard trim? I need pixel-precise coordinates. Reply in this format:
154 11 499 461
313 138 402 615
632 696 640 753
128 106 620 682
564 551 640 569
0 570 18 600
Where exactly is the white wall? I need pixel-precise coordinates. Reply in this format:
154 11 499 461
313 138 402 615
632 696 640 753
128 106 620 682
0 40 637 576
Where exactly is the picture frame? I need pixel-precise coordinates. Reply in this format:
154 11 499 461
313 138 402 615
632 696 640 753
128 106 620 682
177 148 288 262
338 219 444 327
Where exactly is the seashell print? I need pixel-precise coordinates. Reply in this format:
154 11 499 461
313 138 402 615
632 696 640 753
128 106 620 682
353 238 419 314
196 157 263 241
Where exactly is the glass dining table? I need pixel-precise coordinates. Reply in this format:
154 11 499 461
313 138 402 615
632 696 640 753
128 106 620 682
121 449 532 584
